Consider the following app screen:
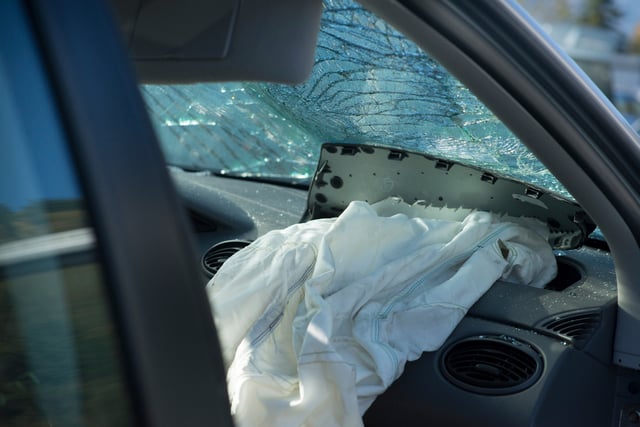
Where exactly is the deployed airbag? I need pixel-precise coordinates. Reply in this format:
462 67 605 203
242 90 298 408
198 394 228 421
207 199 556 427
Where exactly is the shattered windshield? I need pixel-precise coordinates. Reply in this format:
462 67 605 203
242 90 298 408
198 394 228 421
142 0 569 197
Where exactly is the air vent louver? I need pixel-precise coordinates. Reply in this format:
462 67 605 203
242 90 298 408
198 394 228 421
537 309 601 347
201 240 251 278
441 336 543 395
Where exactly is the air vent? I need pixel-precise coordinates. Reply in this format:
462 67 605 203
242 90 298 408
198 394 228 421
544 257 583 291
189 210 218 233
537 308 601 347
441 336 543 395
201 240 251 278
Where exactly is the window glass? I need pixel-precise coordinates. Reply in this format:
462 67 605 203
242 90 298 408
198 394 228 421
142 0 569 197
0 2 135 425
518 0 640 131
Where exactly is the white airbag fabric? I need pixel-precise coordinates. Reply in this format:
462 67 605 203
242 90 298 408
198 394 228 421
207 200 556 427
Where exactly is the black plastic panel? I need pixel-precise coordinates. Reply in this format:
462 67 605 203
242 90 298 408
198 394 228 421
364 317 617 427
170 168 308 253
469 247 616 331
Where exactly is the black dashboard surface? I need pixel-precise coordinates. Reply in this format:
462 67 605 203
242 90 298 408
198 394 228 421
172 168 623 427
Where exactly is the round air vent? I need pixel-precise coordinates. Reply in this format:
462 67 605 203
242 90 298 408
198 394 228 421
537 308 601 348
201 240 251 278
441 335 543 395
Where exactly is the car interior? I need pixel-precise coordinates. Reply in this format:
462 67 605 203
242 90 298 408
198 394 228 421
110 0 640 425
3 0 640 426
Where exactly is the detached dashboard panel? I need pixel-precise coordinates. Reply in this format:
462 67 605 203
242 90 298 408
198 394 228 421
307 143 595 249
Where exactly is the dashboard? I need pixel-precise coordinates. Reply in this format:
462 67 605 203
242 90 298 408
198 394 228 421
171 163 637 427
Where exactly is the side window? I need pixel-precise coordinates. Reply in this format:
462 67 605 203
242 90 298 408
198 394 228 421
0 3 135 426
518 0 640 132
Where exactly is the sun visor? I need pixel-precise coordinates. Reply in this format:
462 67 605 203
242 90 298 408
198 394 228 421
110 0 323 84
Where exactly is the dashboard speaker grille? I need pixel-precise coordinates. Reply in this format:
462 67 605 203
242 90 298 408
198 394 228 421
201 240 251 278
441 336 543 395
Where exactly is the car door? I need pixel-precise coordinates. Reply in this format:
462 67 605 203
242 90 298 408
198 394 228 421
0 1 233 426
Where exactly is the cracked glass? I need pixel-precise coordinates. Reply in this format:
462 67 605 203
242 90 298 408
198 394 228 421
141 0 569 197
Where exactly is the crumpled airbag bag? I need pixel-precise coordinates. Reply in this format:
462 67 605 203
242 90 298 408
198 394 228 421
207 199 556 427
